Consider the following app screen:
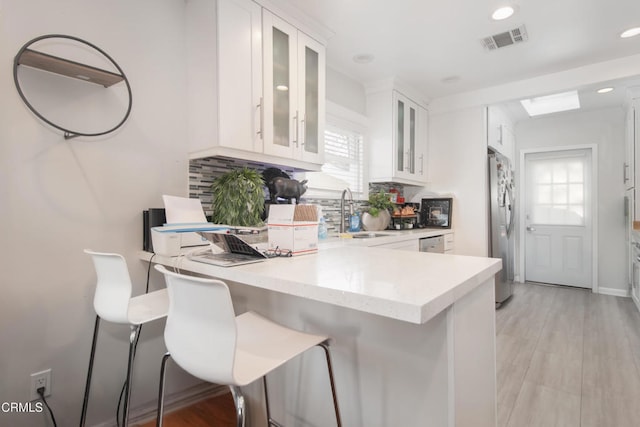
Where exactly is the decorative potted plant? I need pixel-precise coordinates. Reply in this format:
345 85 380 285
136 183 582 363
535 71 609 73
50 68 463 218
361 190 394 231
210 168 265 226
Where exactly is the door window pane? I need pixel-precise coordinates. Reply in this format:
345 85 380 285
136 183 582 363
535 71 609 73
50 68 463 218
530 155 586 226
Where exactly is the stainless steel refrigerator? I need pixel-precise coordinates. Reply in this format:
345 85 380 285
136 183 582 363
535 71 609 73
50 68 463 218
488 150 515 305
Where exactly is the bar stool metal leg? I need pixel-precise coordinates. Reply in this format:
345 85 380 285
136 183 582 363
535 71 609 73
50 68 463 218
229 385 246 427
262 377 283 427
79 315 101 427
122 324 141 427
156 352 171 427
319 341 342 427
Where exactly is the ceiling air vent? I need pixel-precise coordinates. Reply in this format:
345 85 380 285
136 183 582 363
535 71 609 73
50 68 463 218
481 25 528 51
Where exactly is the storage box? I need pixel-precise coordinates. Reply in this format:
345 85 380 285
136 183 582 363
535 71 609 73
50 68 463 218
267 205 318 256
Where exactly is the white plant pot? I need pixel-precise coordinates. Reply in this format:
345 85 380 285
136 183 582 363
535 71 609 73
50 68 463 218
361 210 391 231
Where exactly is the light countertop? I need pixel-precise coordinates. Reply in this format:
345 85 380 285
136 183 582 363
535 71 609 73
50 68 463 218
318 228 454 248
141 240 501 324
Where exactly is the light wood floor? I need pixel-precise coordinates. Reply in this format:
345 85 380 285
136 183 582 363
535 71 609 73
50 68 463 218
497 282 640 427
137 282 640 426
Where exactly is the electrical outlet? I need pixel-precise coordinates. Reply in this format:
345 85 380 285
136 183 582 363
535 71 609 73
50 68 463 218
30 369 51 401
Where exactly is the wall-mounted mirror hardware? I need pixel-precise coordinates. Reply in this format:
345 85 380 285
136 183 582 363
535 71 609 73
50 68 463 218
13 34 132 140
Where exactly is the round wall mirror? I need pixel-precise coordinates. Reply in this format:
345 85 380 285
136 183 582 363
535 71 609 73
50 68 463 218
13 34 133 139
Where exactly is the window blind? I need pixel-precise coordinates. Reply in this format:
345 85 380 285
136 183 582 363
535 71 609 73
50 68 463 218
321 124 364 195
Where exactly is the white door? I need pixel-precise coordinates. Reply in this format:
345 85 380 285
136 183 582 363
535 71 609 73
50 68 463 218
524 148 593 288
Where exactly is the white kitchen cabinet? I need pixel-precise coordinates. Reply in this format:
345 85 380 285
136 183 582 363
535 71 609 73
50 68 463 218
444 233 455 254
367 84 428 185
634 99 640 218
186 0 262 157
263 10 325 164
372 239 419 252
632 237 640 311
186 0 325 170
625 101 635 190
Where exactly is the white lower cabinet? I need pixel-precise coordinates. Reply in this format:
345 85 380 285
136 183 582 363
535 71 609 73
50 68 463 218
632 241 640 312
373 239 420 252
445 233 455 254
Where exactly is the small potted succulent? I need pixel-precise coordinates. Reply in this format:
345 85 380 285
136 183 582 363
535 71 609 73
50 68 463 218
361 191 394 231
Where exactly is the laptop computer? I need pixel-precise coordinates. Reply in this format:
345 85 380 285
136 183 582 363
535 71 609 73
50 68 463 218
187 232 268 267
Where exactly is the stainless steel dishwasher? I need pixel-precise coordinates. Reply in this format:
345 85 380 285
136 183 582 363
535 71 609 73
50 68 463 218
419 235 445 253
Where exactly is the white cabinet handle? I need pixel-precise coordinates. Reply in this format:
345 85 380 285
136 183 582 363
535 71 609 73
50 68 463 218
419 154 424 174
300 114 306 146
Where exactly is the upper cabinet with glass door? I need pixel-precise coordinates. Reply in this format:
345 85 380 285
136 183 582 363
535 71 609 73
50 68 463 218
185 0 325 170
263 10 325 165
367 83 428 185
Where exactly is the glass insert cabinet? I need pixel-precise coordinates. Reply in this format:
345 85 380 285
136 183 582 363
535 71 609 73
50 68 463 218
368 84 428 185
263 10 325 164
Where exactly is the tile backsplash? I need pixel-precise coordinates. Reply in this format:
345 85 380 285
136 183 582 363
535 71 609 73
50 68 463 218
189 157 410 234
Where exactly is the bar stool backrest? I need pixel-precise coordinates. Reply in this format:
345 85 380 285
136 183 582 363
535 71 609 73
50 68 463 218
85 250 132 324
155 265 238 385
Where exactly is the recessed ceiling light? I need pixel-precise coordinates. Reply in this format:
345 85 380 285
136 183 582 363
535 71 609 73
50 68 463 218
620 27 640 38
353 54 374 64
492 6 514 21
520 91 581 117
597 87 614 94
276 85 288 91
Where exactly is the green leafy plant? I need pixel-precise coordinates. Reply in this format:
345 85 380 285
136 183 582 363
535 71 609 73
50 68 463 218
367 190 394 217
211 168 265 226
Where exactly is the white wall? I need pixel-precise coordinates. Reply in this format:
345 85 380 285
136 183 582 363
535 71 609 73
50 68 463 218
428 107 489 257
326 66 367 116
0 1 198 426
516 107 627 293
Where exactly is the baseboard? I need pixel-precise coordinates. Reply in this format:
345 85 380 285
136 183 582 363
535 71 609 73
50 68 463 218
91 382 227 427
597 287 630 297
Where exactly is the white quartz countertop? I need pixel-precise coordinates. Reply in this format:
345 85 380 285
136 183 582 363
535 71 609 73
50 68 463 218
142 243 501 324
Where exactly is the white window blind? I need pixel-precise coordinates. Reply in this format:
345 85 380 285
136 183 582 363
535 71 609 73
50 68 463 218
321 124 364 195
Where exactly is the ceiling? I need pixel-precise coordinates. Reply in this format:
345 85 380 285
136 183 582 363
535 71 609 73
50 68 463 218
278 0 640 117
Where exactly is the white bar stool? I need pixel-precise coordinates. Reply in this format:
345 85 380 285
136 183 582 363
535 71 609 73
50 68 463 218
80 250 169 427
154 265 342 427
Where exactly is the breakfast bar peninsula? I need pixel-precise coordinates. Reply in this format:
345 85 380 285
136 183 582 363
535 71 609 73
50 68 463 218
142 245 501 427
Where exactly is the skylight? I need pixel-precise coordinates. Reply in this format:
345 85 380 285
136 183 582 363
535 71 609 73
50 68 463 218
519 91 581 117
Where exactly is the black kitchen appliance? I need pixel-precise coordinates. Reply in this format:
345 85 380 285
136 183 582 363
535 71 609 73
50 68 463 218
142 208 166 251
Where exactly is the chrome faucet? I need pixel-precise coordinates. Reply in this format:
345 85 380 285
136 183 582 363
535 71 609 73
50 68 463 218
340 188 353 233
